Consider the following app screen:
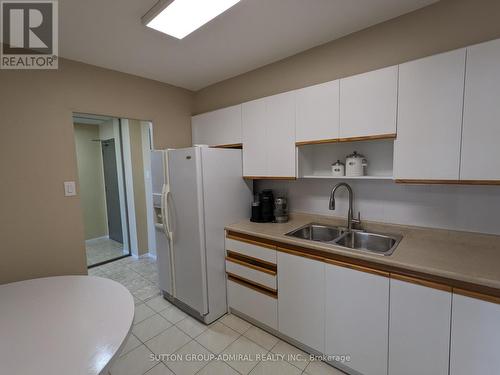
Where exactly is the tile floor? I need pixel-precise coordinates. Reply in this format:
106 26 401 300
86 237 127 266
90 256 346 375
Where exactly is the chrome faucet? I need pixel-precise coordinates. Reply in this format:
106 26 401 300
329 182 360 231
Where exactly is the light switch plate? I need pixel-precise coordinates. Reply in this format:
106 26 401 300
64 181 76 196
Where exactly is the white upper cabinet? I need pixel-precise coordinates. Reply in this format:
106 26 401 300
278 252 325 353
461 39 500 181
394 49 466 180
325 263 389 375
450 294 500 375
191 104 242 146
389 278 452 375
339 66 398 139
295 80 339 143
242 92 296 178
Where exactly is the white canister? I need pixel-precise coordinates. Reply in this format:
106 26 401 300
345 151 368 177
331 160 345 176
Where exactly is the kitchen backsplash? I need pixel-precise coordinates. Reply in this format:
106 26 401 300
256 179 500 235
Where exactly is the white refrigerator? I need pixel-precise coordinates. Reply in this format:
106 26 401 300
151 146 252 324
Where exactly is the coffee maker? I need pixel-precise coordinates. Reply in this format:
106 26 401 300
250 190 274 222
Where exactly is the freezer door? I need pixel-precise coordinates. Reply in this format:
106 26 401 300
167 147 209 315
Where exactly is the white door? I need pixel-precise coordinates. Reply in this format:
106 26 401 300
296 80 339 143
242 98 267 177
461 38 500 181
278 252 325 352
191 105 242 147
266 92 296 178
450 293 500 375
325 263 389 375
339 65 398 139
167 148 209 315
394 49 466 180
389 278 451 375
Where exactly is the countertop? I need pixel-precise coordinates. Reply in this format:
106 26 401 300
226 212 500 292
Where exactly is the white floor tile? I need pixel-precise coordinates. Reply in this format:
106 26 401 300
196 360 239 375
249 360 302 375
133 314 172 342
220 314 252 334
146 295 172 312
144 363 174 375
119 334 142 357
146 326 192 357
176 316 209 338
304 360 347 375
109 344 156 375
270 340 310 371
165 340 211 375
243 326 280 351
222 336 268 374
134 284 161 301
134 304 156 324
196 322 240 354
159 306 188 324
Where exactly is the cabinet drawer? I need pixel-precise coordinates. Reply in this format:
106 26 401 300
227 279 278 329
225 258 277 290
225 237 277 264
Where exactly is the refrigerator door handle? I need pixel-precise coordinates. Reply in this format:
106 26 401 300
161 184 170 240
165 189 174 242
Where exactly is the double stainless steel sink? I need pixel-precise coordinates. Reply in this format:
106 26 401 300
285 223 402 256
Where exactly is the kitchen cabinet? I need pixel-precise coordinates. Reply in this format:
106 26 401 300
450 293 500 375
325 261 389 375
277 251 325 352
295 80 339 144
339 65 398 139
191 104 242 147
242 92 295 178
389 277 452 375
394 49 466 180
460 38 500 181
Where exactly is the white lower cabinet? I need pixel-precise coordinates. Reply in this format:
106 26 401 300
450 293 500 375
389 278 452 375
325 263 389 375
277 252 325 352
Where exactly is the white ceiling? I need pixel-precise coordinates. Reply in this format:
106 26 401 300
60 0 438 91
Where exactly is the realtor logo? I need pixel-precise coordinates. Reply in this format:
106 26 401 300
1 0 58 69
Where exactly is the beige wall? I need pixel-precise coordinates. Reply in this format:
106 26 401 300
129 120 149 255
194 0 500 114
0 58 193 284
73 123 108 240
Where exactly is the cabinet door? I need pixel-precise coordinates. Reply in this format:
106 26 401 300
191 105 242 146
325 263 389 375
394 49 466 180
296 80 339 143
242 98 267 177
461 39 500 181
266 92 296 177
389 278 451 375
278 252 325 352
450 294 500 375
339 66 397 139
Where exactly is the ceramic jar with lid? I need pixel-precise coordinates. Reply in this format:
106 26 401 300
345 151 368 177
331 160 345 176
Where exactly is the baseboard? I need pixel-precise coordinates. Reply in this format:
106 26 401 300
85 235 109 243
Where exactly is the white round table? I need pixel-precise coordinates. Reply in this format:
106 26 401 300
0 276 134 375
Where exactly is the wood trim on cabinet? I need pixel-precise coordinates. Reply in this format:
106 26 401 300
226 250 277 271
277 246 326 262
227 274 278 298
395 179 500 185
211 143 243 149
391 273 452 292
453 288 500 305
226 232 277 250
225 256 277 275
295 138 338 146
325 258 389 278
243 176 297 180
338 133 397 143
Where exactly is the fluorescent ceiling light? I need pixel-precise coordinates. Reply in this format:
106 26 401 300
145 0 241 39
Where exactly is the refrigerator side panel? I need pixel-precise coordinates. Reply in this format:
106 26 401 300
168 147 209 315
151 150 165 207
201 147 253 323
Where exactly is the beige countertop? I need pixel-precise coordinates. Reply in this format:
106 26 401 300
226 212 500 292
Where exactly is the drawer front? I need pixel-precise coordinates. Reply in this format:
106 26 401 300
225 237 277 264
227 279 278 329
225 259 277 290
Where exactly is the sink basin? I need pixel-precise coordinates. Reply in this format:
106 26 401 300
334 231 402 256
285 223 345 242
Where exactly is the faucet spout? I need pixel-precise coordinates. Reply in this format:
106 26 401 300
329 182 358 231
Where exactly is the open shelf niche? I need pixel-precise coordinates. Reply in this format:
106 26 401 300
296 139 394 179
